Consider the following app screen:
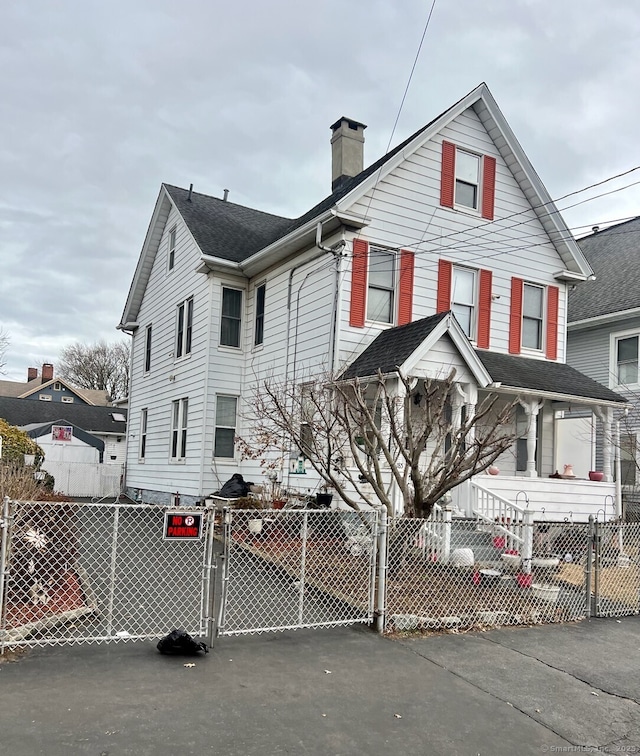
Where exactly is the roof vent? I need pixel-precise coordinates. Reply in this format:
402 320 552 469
592 226 600 234
223 189 229 202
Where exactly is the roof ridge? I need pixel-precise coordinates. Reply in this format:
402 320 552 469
162 183 293 222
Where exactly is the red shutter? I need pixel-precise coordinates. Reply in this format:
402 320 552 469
546 285 559 360
436 259 453 313
397 249 415 326
440 141 456 208
509 277 523 354
476 269 492 349
349 238 369 328
481 155 496 220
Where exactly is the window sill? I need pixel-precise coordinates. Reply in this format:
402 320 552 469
169 459 186 465
451 204 482 218
174 353 192 364
218 345 243 353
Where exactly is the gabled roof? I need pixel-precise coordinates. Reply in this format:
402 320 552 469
120 82 591 328
341 312 492 387
23 421 105 453
568 217 640 324
0 377 110 405
0 397 127 434
475 351 625 405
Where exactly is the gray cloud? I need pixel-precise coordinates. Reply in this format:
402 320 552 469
2 0 640 379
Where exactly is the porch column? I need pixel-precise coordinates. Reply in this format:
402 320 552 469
451 384 466 438
594 406 613 483
465 384 478 447
518 398 544 478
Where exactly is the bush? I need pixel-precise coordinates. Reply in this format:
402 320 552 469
0 418 44 466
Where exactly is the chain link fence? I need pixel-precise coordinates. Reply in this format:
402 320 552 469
217 508 379 635
0 499 212 650
384 517 592 633
592 520 640 617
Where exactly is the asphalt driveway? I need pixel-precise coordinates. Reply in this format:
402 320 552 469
1 617 639 755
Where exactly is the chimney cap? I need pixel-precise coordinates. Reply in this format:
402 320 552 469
330 116 367 133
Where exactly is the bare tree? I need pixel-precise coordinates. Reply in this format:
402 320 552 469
57 340 130 400
0 328 9 374
239 370 516 518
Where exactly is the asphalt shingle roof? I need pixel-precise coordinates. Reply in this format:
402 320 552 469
568 217 640 322
475 351 625 403
340 313 447 379
0 397 127 434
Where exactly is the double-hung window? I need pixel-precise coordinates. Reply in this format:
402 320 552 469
254 283 266 346
455 150 481 210
139 408 148 460
144 324 152 372
170 398 188 461
168 226 176 271
615 335 639 386
367 248 395 324
176 298 193 358
221 287 242 348
522 284 544 351
214 396 237 458
451 267 476 338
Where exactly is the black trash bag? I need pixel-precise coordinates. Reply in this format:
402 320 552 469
215 473 253 498
157 628 208 655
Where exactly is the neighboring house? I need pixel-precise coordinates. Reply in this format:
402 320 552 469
0 363 112 406
0 396 127 497
567 217 640 517
119 82 624 522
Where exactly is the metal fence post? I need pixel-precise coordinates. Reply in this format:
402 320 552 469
0 497 12 654
521 509 534 575
298 511 308 625
593 518 602 617
203 507 217 649
375 508 388 633
105 504 120 637
442 508 452 564
585 515 594 619
216 508 231 636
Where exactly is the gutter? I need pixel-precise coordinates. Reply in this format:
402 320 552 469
568 306 640 331
490 384 627 408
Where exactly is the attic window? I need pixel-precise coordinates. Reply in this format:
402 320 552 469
53 382 62 391
111 412 126 422
39 394 52 401
61 396 74 404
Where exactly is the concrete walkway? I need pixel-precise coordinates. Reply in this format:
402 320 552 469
1 617 639 755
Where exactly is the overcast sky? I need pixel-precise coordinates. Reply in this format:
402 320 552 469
1 0 639 381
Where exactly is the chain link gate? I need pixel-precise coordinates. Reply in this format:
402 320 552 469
216 507 380 636
0 498 217 651
591 519 640 618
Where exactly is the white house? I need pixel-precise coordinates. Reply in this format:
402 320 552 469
119 83 625 522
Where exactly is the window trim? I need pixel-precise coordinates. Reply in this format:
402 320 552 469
61 396 74 404
521 282 546 354
366 246 396 325
170 398 188 462
175 297 193 359
450 265 478 340
139 408 148 461
254 282 266 347
168 226 177 271
454 148 482 213
39 394 52 401
609 329 640 389
220 286 244 349
214 395 238 459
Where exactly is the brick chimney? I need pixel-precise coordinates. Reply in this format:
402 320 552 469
330 117 367 192
41 363 54 383
27 367 38 382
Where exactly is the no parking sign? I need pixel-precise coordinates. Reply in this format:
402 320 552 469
163 510 203 540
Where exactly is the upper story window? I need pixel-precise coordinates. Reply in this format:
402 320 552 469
451 266 476 337
367 248 395 323
144 324 152 373
440 141 496 221
221 287 242 348
170 398 188 461
350 240 414 329
509 278 558 360
522 283 544 351
175 297 193 359
455 150 480 210
254 283 266 346
436 260 492 348
615 334 639 386
168 226 177 271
